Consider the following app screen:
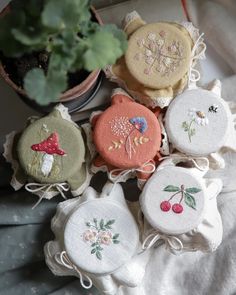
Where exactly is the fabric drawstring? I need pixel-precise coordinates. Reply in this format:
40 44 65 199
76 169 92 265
159 154 209 172
25 182 70 209
108 161 156 183
142 232 183 254
108 161 156 195
188 33 206 86
54 251 93 289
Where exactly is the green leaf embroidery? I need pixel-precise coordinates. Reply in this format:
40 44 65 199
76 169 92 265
113 233 120 240
163 185 180 192
113 240 120 244
184 192 196 210
185 187 202 194
106 220 115 226
96 251 102 260
99 219 104 229
91 248 96 254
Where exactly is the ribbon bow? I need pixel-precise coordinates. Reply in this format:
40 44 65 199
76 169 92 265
188 33 206 85
55 251 92 289
25 182 70 209
142 232 183 254
108 161 156 183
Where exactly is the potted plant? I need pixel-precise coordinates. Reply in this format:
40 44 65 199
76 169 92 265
0 0 127 109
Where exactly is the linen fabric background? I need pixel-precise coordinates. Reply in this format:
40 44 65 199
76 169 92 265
1 0 236 295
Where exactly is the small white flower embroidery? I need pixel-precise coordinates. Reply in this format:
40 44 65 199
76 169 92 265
182 108 209 142
147 32 156 40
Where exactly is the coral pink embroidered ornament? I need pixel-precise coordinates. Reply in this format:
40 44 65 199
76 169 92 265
92 92 162 170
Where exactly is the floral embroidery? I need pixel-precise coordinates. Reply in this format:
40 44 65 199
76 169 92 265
160 184 201 214
31 132 66 177
135 31 184 77
208 104 218 113
182 108 209 142
82 218 120 260
109 116 149 158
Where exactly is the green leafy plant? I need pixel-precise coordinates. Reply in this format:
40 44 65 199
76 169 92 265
0 0 127 105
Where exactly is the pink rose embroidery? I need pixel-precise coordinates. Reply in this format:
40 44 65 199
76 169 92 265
83 229 97 242
82 218 120 260
99 231 113 245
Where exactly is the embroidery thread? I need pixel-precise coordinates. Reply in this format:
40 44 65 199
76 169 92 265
182 108 209 142
82 218 120 260
160 184 201 214
109 116 149 158
135 31 185 77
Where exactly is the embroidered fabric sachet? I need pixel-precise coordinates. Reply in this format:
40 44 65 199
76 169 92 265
44 183 147 294
3 104 91 207
90 88 163 188
140 157 223 253
105 11 206 109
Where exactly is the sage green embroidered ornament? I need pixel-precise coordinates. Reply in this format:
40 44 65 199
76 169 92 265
45 183 145 293
3 105 90 205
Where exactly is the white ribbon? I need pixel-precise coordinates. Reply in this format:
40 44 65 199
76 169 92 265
25 182 70 209
159 154 209 172
142 232 183 254
108 161 156 183
188 33 206 85
54 251 93 289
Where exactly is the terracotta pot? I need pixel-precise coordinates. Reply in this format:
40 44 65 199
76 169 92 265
0 5 103 109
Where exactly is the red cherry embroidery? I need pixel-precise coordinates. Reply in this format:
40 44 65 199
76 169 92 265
172 203 183 214
160 201 171 212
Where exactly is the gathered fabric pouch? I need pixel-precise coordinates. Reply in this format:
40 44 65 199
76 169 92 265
89 88 166 189
164 79 236 170
140 156 223 254
44 182 149 295
104 11 206 109
3 104 91 208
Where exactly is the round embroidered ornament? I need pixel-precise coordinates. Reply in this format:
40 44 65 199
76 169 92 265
165 88 231 156
140 165 206 235
93 93 162 169
17 114 85 183
125 22 192 89
64 198 139 275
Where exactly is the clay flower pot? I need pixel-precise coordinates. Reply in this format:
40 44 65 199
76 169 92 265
0 6 103 113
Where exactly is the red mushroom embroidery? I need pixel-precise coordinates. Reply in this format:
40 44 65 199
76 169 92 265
31 132 66 177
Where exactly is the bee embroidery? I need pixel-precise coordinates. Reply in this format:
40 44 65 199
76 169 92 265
208 104 218 113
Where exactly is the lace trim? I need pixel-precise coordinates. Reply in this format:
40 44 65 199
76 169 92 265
3 131 25 190
122 10 141 31
103 66 173 109
55 104 74 123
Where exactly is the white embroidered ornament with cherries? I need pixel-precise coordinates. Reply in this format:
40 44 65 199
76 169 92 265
140 157 223 253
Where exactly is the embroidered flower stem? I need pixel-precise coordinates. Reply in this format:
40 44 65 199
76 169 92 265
125 128 137 159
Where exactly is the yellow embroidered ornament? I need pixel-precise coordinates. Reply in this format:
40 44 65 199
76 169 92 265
105 11 205 109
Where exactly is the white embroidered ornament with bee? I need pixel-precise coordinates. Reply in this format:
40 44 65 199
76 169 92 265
165 80 236 166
